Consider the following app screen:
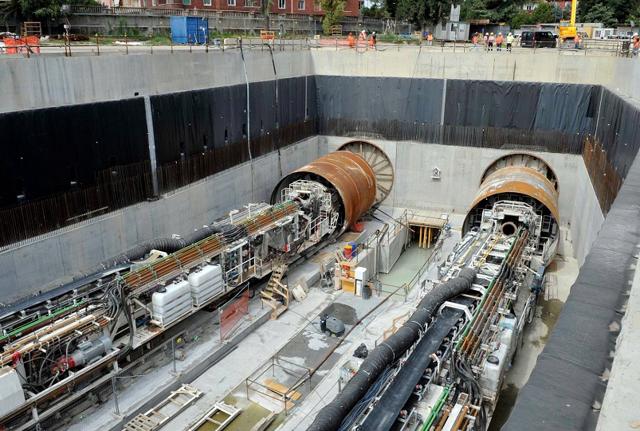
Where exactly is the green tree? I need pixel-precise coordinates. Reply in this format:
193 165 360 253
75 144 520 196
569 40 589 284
461 0 492 20
1 0 96 22
530 2 554 23
511 11 534 28
583 3 617 27
362 0 390 18
461 0 534 25
630 4 640 24
580 0 640 24
321 0 345 34
396 0 449 27
385 0 399 18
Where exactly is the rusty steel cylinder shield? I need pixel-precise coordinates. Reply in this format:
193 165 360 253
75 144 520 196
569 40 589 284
271 151 377 229
464 165 560 233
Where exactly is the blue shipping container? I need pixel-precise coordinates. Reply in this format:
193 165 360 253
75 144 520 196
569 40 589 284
170 16 208 44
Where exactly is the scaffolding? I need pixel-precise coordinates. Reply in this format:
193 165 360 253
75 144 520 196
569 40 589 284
21 22 42 38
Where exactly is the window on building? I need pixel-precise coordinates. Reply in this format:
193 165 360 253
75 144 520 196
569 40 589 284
203 0 211 5
278 0 285 9
182 0 190 5
246 0 254 5
152 0 157 6
228 0 236 5
297 0 304 9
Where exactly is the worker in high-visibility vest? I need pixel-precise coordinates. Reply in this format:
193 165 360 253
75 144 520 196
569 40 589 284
496 32 504 51
574 34 581 49
506 33 515 52
347 32 355 48
369 31 377 48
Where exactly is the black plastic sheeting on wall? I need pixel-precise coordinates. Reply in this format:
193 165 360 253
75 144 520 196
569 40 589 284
443 80 599 134
594 87 640 179
316 76 444 126
150 76 317 193
151 76 317 165
315 76 593 154
503 152 640 431
0 98 149 207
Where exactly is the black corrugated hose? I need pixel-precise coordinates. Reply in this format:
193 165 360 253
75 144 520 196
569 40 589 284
307 268 477 431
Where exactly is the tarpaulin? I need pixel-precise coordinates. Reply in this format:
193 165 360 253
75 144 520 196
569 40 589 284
594 87 640 179
151 76 316 166
0 97 148 208
315 76 444 127
443 80 597 134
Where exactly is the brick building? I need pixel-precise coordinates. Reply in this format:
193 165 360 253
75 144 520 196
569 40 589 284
141 0 361 17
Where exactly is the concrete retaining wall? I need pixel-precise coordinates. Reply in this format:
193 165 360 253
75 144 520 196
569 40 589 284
324 136 603 264
311 49 640 101
0 136 321 303
0 50 312 113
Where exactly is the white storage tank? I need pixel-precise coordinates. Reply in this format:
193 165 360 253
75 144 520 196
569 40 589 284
479 315 517 399
0 367 25 417
152 279 192 326
188 264 224 307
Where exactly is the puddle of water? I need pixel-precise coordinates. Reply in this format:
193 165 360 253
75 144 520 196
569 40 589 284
204 397 272 431
488 384 519 431
266 411 287 431
322 303 357 325
490 295 566 428
538 297 564 344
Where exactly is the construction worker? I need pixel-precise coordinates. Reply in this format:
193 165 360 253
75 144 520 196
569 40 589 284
506 32 514 52
347 32 355 48
472 33 478 50
496 32 504 51
427 32 433 46
369 31 377 48
633 33 639 57
574 33 581 49
488 32 495 51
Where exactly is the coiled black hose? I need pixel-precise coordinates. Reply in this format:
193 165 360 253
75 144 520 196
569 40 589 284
308 268 477 431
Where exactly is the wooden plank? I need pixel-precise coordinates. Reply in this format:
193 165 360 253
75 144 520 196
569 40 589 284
264 378 302 400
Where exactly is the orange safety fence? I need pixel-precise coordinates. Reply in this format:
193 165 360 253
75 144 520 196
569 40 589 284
260 30 275 41
3 36 41 54
219 287 250 341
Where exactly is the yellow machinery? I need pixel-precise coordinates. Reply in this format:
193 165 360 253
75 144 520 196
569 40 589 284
558 0 578 40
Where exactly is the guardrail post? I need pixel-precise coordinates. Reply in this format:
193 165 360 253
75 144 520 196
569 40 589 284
96 33 100 56
125 32 129 54
112 376 120 415
172 337 177 373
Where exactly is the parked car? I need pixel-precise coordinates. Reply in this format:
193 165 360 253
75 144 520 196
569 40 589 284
520 30 557 48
